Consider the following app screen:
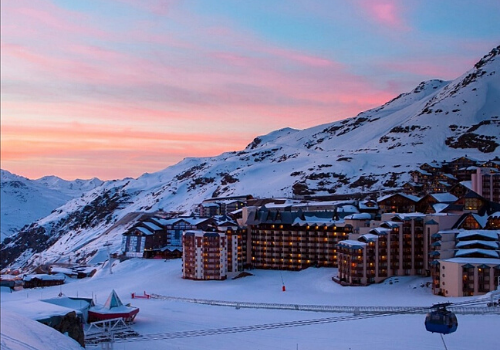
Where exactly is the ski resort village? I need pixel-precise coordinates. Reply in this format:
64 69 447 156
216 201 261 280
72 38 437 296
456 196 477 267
2 26 500 350
2 154 500 349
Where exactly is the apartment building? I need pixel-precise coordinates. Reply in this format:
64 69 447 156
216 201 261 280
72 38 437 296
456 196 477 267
336 213 459 286
246 209 352 271
471 167 500 203
431 229 500 296
182 229 240 280
182 230 228 280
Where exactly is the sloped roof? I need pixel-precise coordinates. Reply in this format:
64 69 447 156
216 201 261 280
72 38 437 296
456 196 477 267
135 226 153 235
456 240 499 249
359 233 379 242
455 249 499 258
432 203 450 213
23 273 65 282
141 221 162 231
369 227 391 235
337 240 366 249
428 193 458 203
377 193 420 203
456 230 499 240
344 213 372 220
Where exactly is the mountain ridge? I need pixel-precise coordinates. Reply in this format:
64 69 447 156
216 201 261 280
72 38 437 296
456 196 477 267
1 45 499 270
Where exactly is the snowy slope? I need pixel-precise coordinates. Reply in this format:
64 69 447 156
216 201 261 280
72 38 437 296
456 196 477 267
1 259 499 350
2 46 500 270
0 170 103 241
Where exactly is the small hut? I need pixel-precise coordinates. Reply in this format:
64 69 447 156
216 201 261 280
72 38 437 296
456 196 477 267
88 290 139 323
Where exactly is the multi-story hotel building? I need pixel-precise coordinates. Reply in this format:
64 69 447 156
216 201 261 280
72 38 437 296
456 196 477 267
431 229 500 296
336 213 459 285
471 167 500 203
182 229 240 280
182 230 228 280
245 207 353 271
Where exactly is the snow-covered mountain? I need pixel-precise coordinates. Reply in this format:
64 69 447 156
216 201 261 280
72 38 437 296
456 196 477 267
1 45 500 270
0 170 103 241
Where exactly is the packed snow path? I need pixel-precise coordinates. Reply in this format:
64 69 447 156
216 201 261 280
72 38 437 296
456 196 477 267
150 294 500 315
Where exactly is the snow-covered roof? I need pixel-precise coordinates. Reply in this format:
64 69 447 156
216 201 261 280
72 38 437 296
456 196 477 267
369 227 391 235
377 193 420 203
428 193 458 202
360 233 379 242
442 257 500 265
202 202 219 208
455 249 499 258
23 273 65 281
135 226 154 235
344 213 372 220
141 221 162 231
181 217 212 226
337 240 366 249
438 229 460 234
337 205 358 213
358 201 379 210
381 221 401 228
389 213 425 221
432 203 449 213
456 230 499 240
455 240 499 249
292 215 344 227
49 267 75 275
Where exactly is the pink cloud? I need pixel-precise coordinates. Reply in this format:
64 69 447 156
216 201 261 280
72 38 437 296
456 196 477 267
2 0 414 180
353 0 410 31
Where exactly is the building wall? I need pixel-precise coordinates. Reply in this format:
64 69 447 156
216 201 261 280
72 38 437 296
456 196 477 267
249 223 352 271
337 214 459 286
182 230 228 280
438 259 500 297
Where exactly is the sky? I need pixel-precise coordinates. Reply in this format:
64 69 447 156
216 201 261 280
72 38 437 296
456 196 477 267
1 0 499 181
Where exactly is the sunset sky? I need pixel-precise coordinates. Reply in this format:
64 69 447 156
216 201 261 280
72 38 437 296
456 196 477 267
1 0 499 180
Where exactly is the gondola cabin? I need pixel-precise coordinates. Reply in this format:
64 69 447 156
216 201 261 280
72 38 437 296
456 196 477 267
425 303 458 334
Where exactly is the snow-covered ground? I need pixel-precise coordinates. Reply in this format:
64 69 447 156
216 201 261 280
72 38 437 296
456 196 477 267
2 259 499 350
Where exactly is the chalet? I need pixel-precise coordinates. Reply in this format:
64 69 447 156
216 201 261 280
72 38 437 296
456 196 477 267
448 190 489 214
453 212 488 229
416 193 458 214
420 162 443 174
121 216 216 258
151 217 216 247
448 182 471 199
23 273 65 288
445 156 479 175
410 169 432 184
485 212 500 229
377 193 420 214
480 159 500 170
358 200 379 218
121 224 163 258
0 274 23 291
198 195 252 217
403 181 424 196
